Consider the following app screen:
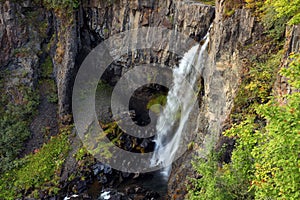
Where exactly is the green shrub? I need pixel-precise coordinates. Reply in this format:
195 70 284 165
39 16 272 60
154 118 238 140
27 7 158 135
261 5 290 41
265 0 300 25
188 118 256 199
188 150 228 200
41 56 53 79
231 50 283 123
258 0 300 41
40 56 58 103
251 53 300 199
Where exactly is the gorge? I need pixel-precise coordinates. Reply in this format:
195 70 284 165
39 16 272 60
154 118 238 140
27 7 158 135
0 0 299 199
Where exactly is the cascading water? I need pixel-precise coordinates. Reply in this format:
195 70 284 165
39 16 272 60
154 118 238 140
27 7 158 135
150 29 211 178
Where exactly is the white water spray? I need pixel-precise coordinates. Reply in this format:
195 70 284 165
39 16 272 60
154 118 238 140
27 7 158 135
150 30 211 177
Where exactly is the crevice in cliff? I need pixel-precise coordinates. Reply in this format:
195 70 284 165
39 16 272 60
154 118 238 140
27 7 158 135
197 75 205 107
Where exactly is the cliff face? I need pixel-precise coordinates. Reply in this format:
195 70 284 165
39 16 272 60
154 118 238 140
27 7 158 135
0 0 214 118
48 0 214 119
274 25 300 103
0 1 44 88
167 2 266 198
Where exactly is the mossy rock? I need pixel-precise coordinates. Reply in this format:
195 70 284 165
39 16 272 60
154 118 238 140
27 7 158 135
147 94 167 114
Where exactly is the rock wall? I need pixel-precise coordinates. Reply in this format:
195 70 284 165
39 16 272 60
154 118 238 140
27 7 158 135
0 1 44 89
274 25 300 103
0 0 214 119
54 0 215 118
167 1 266 199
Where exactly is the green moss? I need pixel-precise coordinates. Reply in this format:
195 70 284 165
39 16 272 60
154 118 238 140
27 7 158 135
74 147 88 161
225 9 236 17
147 94 167 114
41 56 53 79
244 0 264 11
97 80 112 91
223 0 244 18
40 56 58 103
20 9 49 40
103 28 109 35
195 0 215 6
168 15 174 24
82 121 119 160
42 0 80 10
43 79 58 103
0 126 71 199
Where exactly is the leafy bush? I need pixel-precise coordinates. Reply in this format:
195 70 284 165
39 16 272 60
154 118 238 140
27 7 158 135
264 0 300 25
231 50 282 123
251 53 300 199
258 0 300 41
261 5 290 41
188 118 257 199
188 150 228 200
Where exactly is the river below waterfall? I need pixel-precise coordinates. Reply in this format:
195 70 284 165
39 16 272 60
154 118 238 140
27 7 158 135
85 170 168 199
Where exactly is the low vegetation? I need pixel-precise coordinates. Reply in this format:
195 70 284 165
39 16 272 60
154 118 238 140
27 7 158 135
0 126 71 199
42 0 80 9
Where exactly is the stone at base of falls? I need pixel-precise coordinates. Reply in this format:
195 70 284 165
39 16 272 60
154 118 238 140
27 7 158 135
60 186 160 200
98 187 160 200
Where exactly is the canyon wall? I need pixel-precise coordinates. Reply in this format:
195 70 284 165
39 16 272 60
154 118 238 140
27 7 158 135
0 0 214 119
168 1 266 198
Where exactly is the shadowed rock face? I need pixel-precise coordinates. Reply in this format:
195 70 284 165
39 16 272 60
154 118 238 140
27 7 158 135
0 0 214 118
274 25 300 102
0 1 43 88
56 0 214 119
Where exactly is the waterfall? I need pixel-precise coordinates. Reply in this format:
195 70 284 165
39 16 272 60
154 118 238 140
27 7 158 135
150 30 211 177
